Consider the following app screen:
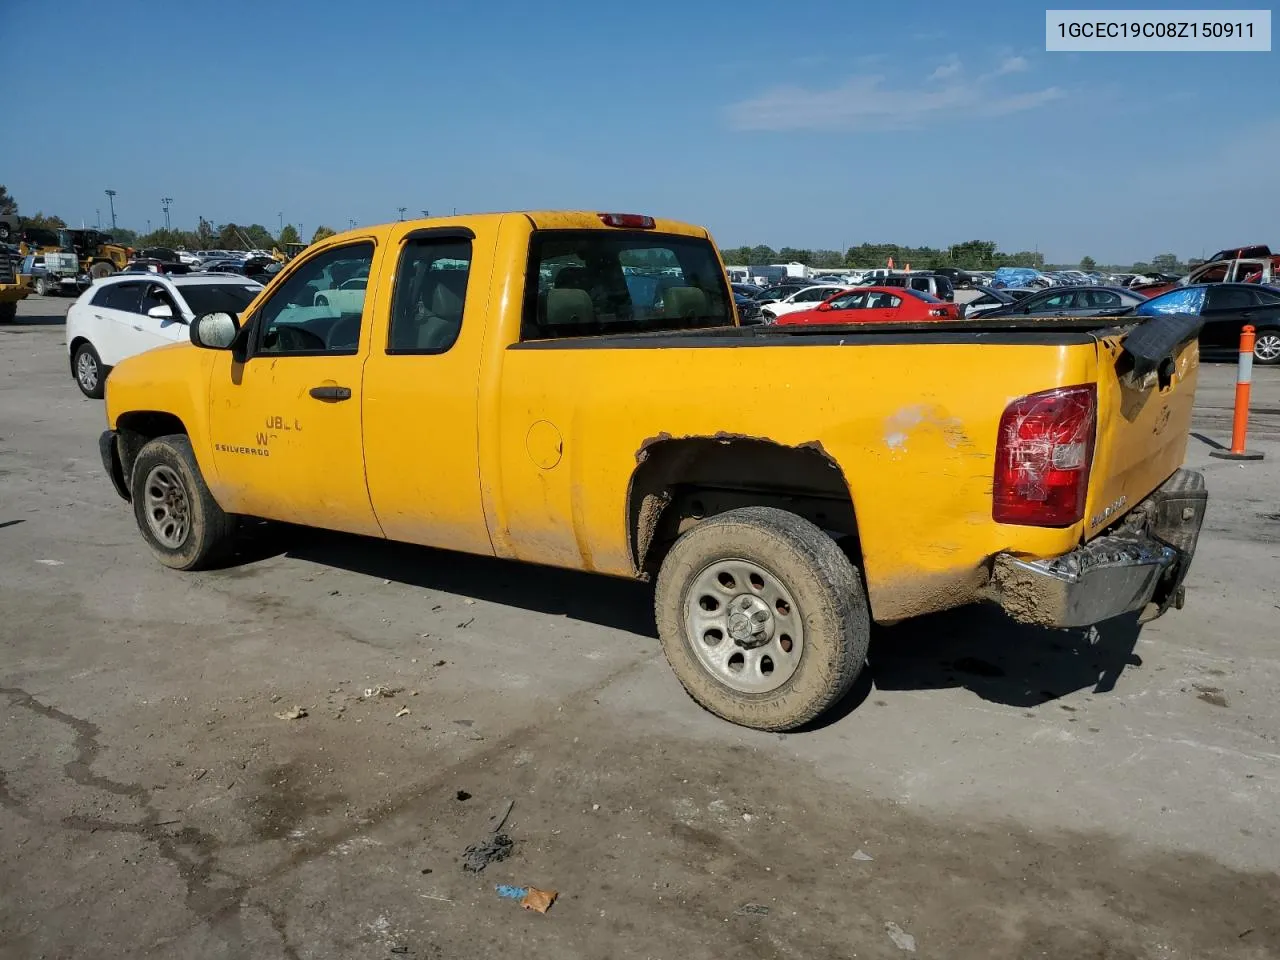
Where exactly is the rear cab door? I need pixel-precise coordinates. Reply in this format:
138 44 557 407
1200 285 1259 350
360 221 495 555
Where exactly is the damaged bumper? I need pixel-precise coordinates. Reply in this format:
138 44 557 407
990 468 1206 628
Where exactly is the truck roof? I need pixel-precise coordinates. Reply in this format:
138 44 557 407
325 211 712 242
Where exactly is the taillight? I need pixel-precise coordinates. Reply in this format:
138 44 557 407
598 213 655 229
993 384 1096 526
929 307 949 317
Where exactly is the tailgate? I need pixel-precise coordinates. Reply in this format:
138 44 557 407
1085 323 1200 539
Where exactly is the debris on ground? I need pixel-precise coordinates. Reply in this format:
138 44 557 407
462 833 513 872
362 685 402 700
461 799 515 872
273 706 308 720
390 947 409 954
495 885 558 913
464 598 476 605
457 618 475 629
736 903 770 917
456 790 472 801
853 849 875 861
885 921 917 952
396 707 411 718
434 660 446 668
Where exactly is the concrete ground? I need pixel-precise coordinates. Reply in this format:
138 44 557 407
2 294 1278 960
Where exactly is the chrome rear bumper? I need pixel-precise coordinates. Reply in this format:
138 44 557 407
990 468 1206 628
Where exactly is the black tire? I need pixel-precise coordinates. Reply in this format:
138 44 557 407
73 343 106 399
90 261 114 280
1252 328 1280 365
654 506 870 731
34 277 50 296
130 435 237 571
0 223 10 241
0 301 15 324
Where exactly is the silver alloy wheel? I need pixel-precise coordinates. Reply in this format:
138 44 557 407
76 351 98 392
684 557 804 694
1254 333 1280 362
143 465 191 549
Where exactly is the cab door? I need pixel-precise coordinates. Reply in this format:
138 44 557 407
204 238 384 537
360 225 494 556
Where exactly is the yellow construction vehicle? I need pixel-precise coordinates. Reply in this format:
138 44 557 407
270 241 308 263
60 228 131 278
0 248 31 323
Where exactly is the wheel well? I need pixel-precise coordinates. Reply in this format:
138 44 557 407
68 337 89 374
627 436 861 576
115 411 189 488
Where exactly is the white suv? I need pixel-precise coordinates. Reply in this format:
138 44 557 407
759 285 847 322
66 274 263 398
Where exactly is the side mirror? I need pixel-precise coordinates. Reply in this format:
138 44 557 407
817 302 832 311
147 303 174 319
190 311 239 349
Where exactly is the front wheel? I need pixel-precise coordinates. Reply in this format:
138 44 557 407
89 261 114 280
33 277 50 296
654 506 870 731
130 435 238 570
73 343 106 398
1253 328 1280 365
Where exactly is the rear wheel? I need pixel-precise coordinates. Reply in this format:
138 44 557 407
1253 329 1280 365
654 506 870 731
89 261 114 280
130 435 237 570
73 343 106 398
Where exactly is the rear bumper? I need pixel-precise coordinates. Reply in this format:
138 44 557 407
989 468 1206 628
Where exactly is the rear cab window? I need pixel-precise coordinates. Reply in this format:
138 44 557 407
521 230 730 340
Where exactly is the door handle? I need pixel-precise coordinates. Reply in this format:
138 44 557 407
309 385 352 401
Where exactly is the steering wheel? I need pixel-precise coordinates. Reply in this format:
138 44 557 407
267 324 326 352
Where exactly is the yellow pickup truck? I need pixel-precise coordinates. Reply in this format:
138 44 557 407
98 211 1207 730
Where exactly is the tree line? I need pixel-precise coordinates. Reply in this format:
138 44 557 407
0 185 337 251
718 240 1194 274
2 184 1195 272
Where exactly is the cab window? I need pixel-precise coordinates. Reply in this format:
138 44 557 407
254 242 374 355
388 237 472 353
522 230 730 339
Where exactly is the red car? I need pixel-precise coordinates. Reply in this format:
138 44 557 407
773 286 961 325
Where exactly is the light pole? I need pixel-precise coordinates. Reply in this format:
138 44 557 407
161 197 172 231
348 218 355 230
421 209 429 218
397 207 407 221
146 219 151 234
278 211 283 236
95 209 101 229
105 190 117 230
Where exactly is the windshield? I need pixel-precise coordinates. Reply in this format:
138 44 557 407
523 230 730 339
24 228 60 247
177 283 262 316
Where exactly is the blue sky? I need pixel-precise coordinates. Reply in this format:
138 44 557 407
6 0 1275 263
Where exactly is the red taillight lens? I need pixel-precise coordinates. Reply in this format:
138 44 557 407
597 213 655 229
993 384 1097 526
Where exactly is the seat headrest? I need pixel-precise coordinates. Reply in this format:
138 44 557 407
546 288 594 328
662 286 708 318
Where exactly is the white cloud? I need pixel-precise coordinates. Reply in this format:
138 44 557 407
725 71 1063 133
929 56 962 81
995 55 1029 75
